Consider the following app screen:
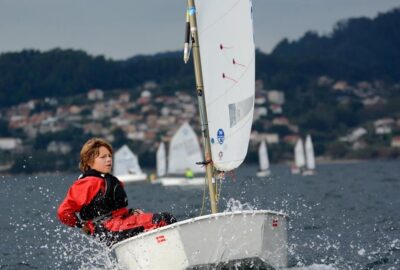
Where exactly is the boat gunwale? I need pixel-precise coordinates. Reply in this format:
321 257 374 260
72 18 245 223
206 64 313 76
111 209 288 250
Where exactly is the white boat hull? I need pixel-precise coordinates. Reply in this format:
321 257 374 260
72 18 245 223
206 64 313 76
160 177 205 186
150 178 162 184
117 173 148 183
291 166 301 175
302 169 315 176
256 169 271 178
112 210 288 270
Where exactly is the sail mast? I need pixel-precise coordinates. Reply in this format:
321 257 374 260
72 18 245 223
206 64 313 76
185 0 218 213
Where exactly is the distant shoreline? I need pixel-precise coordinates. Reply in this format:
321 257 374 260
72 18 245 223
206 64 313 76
279 157 397 166
314 158 365 165
2 158 399 176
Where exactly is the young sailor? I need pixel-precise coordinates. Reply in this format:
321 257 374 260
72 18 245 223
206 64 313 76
57 138 176 246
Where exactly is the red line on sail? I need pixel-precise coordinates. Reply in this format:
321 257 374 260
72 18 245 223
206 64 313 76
220 44 234 50
233 58 246 67
222 73 238 83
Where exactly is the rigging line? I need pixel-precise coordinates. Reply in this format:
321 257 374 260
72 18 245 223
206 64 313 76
216 176 223 203
199 175 207 216
206 53 255 108
215 179 219 202
197 0 242 35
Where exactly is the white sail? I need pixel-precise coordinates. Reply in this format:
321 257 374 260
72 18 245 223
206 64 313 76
167 122 204 174
258 140 270 172
195 0 255 171
114 145 143 175
305 134 315 170
294 139 306 169
156 142 167 177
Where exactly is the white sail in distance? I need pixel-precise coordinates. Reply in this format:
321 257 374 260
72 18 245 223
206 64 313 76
258 140 270 172
305 134 316 170
168 122 204 174
156 142 167 177
195 0 255 171
114 145 143 176
294 139 306 169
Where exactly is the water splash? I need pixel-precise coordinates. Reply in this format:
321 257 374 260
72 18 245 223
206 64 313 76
290 264 337 270
223 198 256 212
4 175 122 270
10 212 122 270
2 162 400 269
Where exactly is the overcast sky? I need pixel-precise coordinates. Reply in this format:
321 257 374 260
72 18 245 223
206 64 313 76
1 0 399 60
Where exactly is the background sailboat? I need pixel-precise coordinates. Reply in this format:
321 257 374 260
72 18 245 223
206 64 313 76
303 134 316 175
112 1 287 269
156 141 166 178
292 138 306 174
148 141 167 184
113 145 147 183
160 122 205 186
256 140 271 177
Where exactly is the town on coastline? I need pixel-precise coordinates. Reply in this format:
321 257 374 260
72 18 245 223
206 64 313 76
1 75 400 174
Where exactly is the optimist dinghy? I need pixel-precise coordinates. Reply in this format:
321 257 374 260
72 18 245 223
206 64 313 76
160 122 206 186
113 210 287 269
112 0 288 269
257 140 271 177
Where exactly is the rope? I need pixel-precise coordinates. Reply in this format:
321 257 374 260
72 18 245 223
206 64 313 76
197 165 227 215
217 177 223 203
199 175 207 216
215 172 225 204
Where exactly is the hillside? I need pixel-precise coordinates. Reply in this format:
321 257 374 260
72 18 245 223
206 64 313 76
0 8 399 109
265 7 400 83
1 8 400 172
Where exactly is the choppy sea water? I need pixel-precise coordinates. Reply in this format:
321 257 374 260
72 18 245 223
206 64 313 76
0 160 399 270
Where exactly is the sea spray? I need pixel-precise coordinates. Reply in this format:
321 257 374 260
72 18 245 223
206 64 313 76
223 198 256 212
6 175 122 270
1 162 399 269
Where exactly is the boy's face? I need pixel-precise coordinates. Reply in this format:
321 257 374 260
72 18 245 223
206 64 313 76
90 146 112 173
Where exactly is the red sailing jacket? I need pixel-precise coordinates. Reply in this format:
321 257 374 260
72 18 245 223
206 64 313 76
57 175 162 234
